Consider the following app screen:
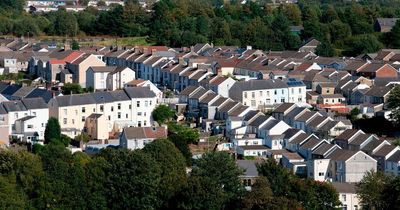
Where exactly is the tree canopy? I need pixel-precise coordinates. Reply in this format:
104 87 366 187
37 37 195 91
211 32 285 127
152 104 175 124
2 1 400 56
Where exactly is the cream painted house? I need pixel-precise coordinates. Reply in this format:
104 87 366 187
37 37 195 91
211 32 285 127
48 87 157 138
67 54 106 88
85 113 108 140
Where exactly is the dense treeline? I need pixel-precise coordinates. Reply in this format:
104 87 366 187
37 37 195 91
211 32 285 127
0 118 341 209
0 142 340 209
2 1 400 54
357 171 400 210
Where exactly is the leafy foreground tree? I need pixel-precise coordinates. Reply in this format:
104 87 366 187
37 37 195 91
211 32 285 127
257 158 340 209
44 117 61 144
241 177 301 210
315 41 336 57
168 123 200 165
174 152 245 210
388 85 400 124
356 171 390 210
143 139 187 208
152 104 175 124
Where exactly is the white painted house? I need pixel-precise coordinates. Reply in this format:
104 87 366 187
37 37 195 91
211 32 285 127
86 66 117 90
106 66 136 91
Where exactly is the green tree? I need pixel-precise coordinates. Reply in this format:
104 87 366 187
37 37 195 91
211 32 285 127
356 171 389 210
388 85 400 124
98 148 161 209
193 152 244 207
152 104 175 124
71 39 80 50
143 139 187 208
387 20 400 48
257 158 293 196
44 117 61 144
315 41 336 57
347 34 383 56
382 176 400 209
62 83 84 95
349 107 360 121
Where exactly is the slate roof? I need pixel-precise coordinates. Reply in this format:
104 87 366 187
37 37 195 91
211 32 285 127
124 87 156 98
313 142 337 156
2 101 27 112
300 137 322 150
123 127 167 139
249 115 270 127
373 144 398 157
21 98 47 109
12 86 35 98
243 110 261 122
237 145 270 150
237 160 262 177
199 92 219 104
283 128 302 140
297 111 320 122
90 66 117 73
273 103 295 113
349 133 370 146
388 150 400 162
260 118 279 130
332 182 356 194
285 107 308 119
211 97 229 106
229 105 249 116
15 116 35 121
327 149 358 161
335 129 360 142
219 101 238 112
25 89 53 103
283 152 304 160
180 86 200 96
1 84 21 95
290 133 310 144
362 139 386 153
364 86 392 97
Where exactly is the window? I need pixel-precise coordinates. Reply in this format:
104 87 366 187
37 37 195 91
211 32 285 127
137 101 140 107
82 107 85 113
259 91 262 96
144 120 147 126
327 89 330 93
108 115 111 120
32 112 36 116
274 90 277 95
251 100 256 107
63 118 67 124
291 88 294 94
150 100 152 106
281 90 284 94
266 91 270 96
318 172 324 176
129 104 132 109
118 103 121 110
138 121 142 127
27 125 33 128
144 112 147 116
138 112 142 116
100 105 104 112
41 123 44 127
72 119 75 124
126 114 128 118
111 106 114 111
82 116 85 122
118 112 121 119
299 88 302 93
145 101 149 107
251 92 255 98
75 110 78 115
342 194 346 202
281 98 285 103
244 92 247 98
63 109 67 115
